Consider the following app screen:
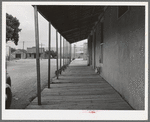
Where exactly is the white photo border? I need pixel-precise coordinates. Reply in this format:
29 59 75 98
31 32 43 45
2 1 148 120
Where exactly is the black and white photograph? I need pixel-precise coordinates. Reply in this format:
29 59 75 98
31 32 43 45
2 1 148 120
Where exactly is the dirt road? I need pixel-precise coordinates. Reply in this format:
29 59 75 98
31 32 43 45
7 59 60 109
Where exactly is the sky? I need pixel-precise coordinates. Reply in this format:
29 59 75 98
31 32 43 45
6 5 87 50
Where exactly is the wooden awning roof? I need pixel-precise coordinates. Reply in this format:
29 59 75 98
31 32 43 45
36 5 104 43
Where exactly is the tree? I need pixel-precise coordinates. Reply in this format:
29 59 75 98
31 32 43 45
45 50 57 58
51 50 57 58
10 48 16 53
6 13 22 45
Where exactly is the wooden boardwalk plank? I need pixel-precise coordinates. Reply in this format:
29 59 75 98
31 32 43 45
26 60 133 110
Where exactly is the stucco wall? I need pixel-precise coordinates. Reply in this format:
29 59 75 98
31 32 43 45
99 6 145 110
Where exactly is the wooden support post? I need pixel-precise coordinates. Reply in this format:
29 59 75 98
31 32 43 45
56 30 59 79
60 35 62 69
87 38 89 65
41 43 42 60
89 36 92 65
65 39 67 64
34 5 41 105
69 43 70 63
68 42 69 63
68 43 69 63
94 31 96 69
48 22 51 88
74 44 76 59
63 38 64 67
66 40 68 64
70 43 71 63
64 39 66 65
66 40 67 65
67 41 69 64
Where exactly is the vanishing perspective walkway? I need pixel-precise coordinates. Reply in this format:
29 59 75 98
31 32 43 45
26 59 133 110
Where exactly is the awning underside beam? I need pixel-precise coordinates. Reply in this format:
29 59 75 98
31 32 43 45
36 5 104 43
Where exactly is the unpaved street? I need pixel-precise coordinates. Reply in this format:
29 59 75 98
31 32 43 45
7 59 59 109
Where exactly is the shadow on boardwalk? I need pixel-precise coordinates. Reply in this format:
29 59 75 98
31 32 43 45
26 59 133 110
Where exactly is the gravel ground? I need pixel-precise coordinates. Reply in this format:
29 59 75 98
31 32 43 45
7 59 63 109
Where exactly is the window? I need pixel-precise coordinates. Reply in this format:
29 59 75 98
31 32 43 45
118 6 129 18
16 54 21 58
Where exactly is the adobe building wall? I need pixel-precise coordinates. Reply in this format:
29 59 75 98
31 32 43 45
98 6 145 110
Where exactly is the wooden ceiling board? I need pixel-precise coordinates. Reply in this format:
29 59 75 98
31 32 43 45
36 5 104 43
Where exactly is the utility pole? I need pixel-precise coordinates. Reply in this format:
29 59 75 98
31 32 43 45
23 41 24 59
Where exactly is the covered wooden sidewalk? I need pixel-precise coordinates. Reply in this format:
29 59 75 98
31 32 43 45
26 59 133 110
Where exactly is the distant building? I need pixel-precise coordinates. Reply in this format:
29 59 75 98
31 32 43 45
76 51 84 59
45 47 56 52
27 47 45 59
72 44 87 59
11 49 27 59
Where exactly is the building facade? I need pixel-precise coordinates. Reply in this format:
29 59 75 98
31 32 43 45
88 6 145 110
11 49 27 59
27 47 45 59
